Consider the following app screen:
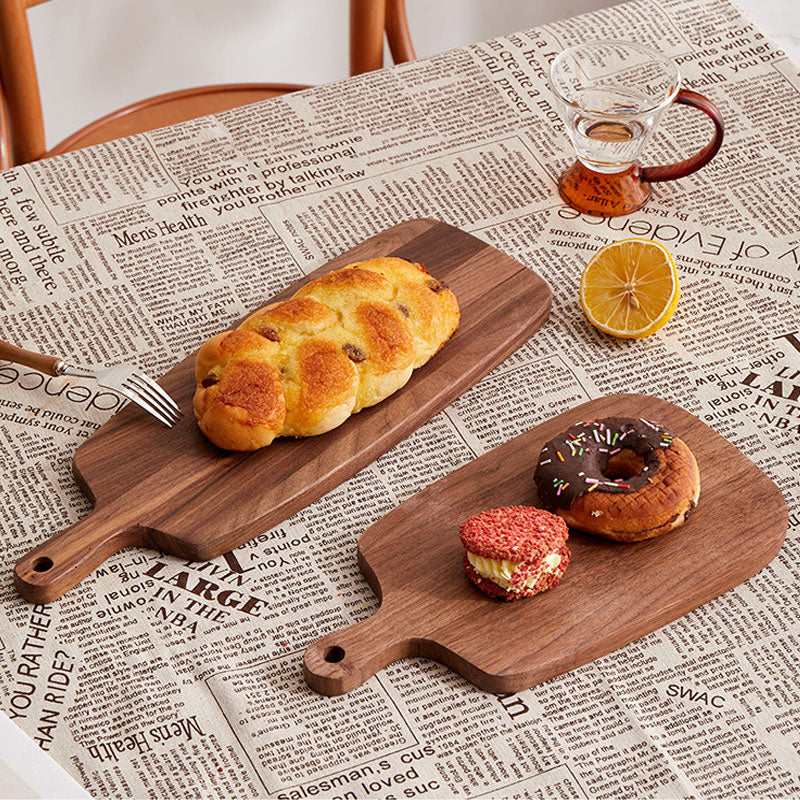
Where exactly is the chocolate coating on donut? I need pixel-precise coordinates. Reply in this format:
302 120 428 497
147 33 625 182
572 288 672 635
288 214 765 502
534 417 673 510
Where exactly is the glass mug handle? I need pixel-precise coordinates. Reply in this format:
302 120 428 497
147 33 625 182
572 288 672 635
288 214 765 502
641 89 724 183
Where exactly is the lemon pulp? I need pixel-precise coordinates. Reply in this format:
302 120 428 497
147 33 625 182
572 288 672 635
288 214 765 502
580 238 680 339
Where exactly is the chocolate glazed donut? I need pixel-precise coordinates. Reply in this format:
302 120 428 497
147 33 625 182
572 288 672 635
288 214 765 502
534 417 700 542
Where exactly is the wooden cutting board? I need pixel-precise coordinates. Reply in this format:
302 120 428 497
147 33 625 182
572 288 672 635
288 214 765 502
303 394 788 695
14 219 551 602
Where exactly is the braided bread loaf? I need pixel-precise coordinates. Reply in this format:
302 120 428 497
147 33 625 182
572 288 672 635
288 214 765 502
193 257 459 450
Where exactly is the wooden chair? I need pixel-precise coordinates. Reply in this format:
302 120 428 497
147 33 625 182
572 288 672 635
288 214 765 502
0 0 416 167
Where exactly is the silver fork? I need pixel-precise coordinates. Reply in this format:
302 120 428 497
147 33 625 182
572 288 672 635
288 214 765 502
0 339 182 428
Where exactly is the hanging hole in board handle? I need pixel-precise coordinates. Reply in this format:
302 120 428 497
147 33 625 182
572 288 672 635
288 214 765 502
323 646 346 663
303 610 414 696
14 514 148 603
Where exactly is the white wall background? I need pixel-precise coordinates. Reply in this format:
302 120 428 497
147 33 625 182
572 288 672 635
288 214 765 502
27 0 800 149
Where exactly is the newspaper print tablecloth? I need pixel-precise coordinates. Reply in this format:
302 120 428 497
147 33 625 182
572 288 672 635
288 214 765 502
1 0 799 796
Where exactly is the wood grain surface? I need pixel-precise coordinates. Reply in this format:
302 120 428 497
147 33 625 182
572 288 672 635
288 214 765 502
14 219 552 602
303 394 788 695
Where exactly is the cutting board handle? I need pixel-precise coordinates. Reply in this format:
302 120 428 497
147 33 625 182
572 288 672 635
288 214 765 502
14 510 147 603
304 607 414 695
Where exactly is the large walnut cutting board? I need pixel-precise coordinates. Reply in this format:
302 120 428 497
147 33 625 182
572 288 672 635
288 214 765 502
303 394 788 695
14 219 551 602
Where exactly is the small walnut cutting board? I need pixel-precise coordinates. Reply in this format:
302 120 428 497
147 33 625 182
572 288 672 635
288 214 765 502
14 219 551 602
303 394 788 695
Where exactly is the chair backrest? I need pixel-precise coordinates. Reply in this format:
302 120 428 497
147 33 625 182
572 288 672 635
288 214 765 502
0 0 416 166
0 0 47 165
350 0 416 76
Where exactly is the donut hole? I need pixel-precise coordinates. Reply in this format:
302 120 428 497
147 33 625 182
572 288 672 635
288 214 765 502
603 448 645 480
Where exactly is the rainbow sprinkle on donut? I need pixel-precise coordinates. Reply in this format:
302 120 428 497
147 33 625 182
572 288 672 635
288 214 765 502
534 417 671 510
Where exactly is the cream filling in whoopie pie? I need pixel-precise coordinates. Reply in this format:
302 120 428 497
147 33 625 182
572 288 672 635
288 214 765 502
467 550 562 591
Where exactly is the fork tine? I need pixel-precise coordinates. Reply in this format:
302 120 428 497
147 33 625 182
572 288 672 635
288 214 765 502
125 377 181 424
118 384 176 428
127 374 181 419
131 371 182 417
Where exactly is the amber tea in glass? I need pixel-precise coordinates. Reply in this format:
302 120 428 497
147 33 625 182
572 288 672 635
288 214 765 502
548 41 724 216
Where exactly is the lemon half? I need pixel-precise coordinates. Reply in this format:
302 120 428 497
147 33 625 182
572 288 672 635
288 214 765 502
580 238 680 339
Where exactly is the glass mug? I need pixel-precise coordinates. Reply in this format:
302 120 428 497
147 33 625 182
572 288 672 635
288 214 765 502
548 40 724 217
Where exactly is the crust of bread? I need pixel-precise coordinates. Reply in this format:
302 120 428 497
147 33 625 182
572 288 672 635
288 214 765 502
240 297 336 342
194 330 278 383
344 300 415 411
194 358 286 451
293 266 394 309
193 258 459 450
281 338 359 437
560 437 700 541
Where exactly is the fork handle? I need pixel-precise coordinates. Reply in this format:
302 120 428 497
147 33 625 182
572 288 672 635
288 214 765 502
0 339 64 376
